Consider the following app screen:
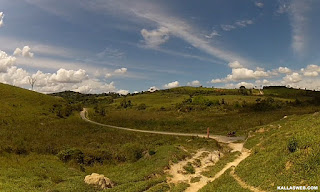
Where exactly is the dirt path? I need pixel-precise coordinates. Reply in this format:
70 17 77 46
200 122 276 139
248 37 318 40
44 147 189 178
167 143 251 192
80 108 245 143
166 150 220 191
80 108 250 191
230 167 266 192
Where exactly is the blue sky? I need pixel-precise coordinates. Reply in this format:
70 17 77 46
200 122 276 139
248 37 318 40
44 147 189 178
1 0 320 93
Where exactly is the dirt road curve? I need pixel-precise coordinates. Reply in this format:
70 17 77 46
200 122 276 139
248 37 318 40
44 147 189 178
80 108 245 144
80 108 252 191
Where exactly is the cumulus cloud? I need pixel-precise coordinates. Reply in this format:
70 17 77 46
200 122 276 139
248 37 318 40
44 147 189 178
117 89 129 95
148 86 159 92
256 79 270 85
13 46 34 58
228 61 243 69
0 50 16 72
278 67 292 74
283 72 302 83
187 80 201 87
0 49 125 94
301 64 320 77
114 67 128 74
164 81 179 89
0 66 29 86
0 12 4 27
49 68 88 83
211 61 272 84
211 79 223 84
255 2 264 8
141 26 170 48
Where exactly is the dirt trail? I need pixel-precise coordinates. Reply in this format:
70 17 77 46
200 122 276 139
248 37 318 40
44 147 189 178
80 108 250 191
166 150 220 190
230 167 266 192
167 143 251 192
80 108 245 143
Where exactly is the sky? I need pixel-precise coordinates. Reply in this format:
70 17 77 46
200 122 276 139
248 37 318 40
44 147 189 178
1 0 320 94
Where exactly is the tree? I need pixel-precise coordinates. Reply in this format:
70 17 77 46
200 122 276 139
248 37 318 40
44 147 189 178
28 76 36 90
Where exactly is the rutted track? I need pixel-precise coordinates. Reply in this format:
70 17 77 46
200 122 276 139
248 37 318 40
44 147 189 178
80 108 251 191
80 108 245 144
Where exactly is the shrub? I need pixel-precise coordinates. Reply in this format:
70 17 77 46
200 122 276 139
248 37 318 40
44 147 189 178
57 148 84 164
137 103 147 110
288 137 298 153
183 162 195 174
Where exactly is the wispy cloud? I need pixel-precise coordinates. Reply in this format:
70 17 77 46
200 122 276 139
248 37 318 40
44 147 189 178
0 12 4 27
255 2 264 8
221 19 254 31
80 0 254 65
289 0 311 56
97 47 125 59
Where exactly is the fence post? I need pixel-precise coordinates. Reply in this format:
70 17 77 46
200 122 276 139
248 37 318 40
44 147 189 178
207 127 210 138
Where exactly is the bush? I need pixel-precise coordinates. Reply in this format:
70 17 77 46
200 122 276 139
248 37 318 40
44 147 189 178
137 103 147 110
57 148 84 164
117 143 144 162
288 137 298 153
183 162 195 174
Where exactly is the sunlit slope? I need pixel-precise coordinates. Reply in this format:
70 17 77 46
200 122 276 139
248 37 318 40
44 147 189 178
0 83 65 124
236 113 320 191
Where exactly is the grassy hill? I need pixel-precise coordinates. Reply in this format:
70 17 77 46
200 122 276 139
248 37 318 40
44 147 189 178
0 83 218 192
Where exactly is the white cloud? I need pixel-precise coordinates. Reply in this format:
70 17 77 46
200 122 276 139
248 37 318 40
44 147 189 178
187 80 201 86
205 30 220 39
211 61 273 84
148 86 159 92
237 82 254 89
0 12 4 27
211 79 223 84
225 68 269 81
141 26 170 48
303 71 318 77
0 50 16 72
255 2 264 8
49 68 88 83
117 89 129 95
228 61 243 69
301 64 320 76
289 1 310 55
221 24 236 31
13 46 34 58
235 20 254 27
114 67 127 74
283 72 302 83
221 20 254 32
164 81 179 89
0 66 29 86
278 67 292 74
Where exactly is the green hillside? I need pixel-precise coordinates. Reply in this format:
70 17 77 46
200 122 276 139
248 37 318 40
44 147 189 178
0 83 218 192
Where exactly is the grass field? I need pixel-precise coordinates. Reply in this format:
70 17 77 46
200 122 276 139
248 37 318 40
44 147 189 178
234 113 320 191
0 83 219 191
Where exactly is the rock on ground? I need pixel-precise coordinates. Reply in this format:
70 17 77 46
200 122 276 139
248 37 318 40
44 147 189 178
84 173 114 189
